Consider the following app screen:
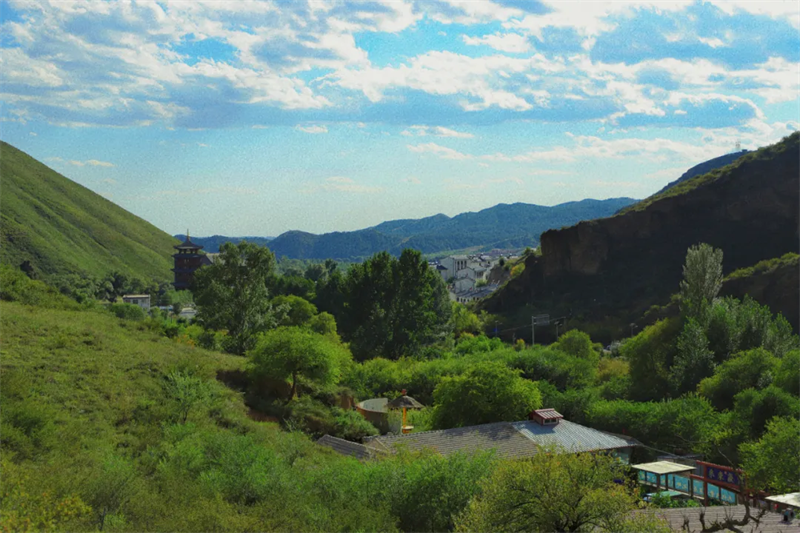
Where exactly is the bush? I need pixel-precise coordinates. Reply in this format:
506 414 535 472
332 408 378 441
108 302 146 321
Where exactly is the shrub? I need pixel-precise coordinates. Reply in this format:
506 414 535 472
108 302 146 321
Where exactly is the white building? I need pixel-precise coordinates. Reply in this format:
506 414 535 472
122 294 151 312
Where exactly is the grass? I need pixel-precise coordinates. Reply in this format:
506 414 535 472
0 141 178 281
725 252 799 281
619 131 800 215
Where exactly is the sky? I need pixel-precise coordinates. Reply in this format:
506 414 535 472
1 0 798 237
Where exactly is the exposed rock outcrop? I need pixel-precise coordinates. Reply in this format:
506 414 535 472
483 133 800 340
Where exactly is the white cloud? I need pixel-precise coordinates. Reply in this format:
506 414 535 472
402 176 422 184
407 142 472 160
296 125 328 134
301 176 384 194
400 125 474 138
462 32 530 53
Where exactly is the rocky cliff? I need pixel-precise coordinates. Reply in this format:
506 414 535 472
483 133 800 340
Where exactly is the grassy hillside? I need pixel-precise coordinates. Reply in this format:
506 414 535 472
0 141 178 281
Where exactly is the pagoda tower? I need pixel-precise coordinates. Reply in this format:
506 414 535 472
172 232 206 291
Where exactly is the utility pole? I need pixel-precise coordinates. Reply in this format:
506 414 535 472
531 315 535 346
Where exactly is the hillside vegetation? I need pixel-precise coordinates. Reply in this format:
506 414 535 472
0 141 177 281
191 198 637 260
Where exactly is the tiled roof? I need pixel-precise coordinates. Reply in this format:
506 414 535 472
511 420 639 453
365 422 539 459
533 408 563 420
364 419 639 459
317 435 374 460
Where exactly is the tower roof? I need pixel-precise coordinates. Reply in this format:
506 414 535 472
174 232 203 250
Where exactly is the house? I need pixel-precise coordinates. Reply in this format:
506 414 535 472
319 409 639 462
454 277 475 293
439 255 468 280
122 294 151 312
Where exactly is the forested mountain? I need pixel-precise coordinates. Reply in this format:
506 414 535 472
173 234 274 252
483 133 800 342
0 141 177 280
188 198 637 260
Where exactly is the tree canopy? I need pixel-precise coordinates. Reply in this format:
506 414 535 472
431 361 541 429
193 241 277 355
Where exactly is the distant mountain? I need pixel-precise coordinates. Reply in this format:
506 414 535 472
0 141 178 281
173 235 274 253
189 198 638 261
656 150 749 195
483 133 799 342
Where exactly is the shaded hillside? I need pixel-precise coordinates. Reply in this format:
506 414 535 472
217 198 637 261
483 133 800 342
721 253 799 330
0 141 177 280
654 150 749 196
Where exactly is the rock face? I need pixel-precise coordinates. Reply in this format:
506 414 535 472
483 133 800 339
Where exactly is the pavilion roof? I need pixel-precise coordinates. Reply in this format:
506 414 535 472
631 461 695 475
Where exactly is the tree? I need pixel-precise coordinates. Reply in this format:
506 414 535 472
679 243 723 322
431 362 541 429
451 301 483 337
272 294 317 327
341 250 452 360
455 448 670 533
670 318 716 395
163 370 216 423
193 241 277 355
623 318 681 401
552 329 601 362
698 348 779 410
249 327 352 402
740 417 800 494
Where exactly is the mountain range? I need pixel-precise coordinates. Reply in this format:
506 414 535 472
182 198 638 261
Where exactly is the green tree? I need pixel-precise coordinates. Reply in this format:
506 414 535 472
193 241 277 355
163 370 216 423
740 417 800 494
623 318 681 401
431 361 541 429
451 301 483 337
774 349 800 396
272 294 317 327
455 448 670 533
249 327 352 402
552 329 601 362
698 348 779 410
732 385 800 441
342 250 452 360
670 318 716 395
679 243 723 322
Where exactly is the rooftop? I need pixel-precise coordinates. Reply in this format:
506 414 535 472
766 493 800 509
361 418 638 459
631 461 696 475
122 294 150 299
317 435 374 460
174 235 203 250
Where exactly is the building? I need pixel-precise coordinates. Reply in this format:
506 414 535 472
319 408 639 461
172 233 213 291
122 294 150 311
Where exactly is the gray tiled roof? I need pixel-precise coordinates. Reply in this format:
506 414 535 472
363 419 639 459
365 422 539 459
511 420 639 453
317 435 374 460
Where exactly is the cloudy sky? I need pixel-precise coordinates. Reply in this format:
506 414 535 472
1 0 798 236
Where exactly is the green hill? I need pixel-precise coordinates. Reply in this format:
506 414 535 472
0 141 177 281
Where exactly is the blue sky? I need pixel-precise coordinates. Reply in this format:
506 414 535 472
1 0 798 236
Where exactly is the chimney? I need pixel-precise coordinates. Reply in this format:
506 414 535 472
529 408 563 426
